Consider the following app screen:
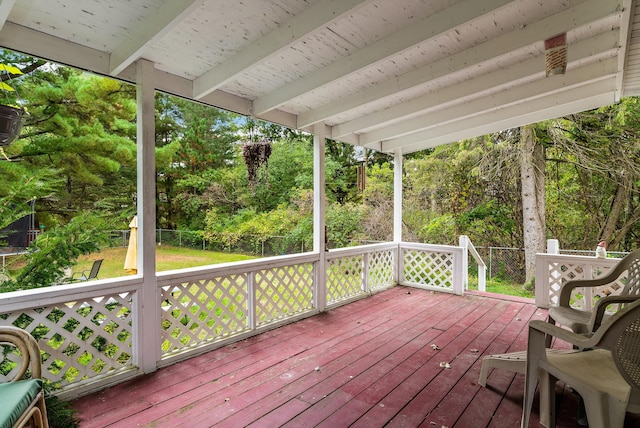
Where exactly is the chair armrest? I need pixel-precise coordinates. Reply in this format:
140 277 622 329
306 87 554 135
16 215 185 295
588 295 640 332
69 270 88 282
529 320 598 349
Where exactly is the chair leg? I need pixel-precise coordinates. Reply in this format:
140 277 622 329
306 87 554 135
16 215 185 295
521 366 539 427
538 372 557 428
37 393 50 428
582 392 627 428
478 361 489 387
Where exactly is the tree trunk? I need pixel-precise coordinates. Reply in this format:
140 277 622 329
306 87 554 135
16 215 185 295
520 125 546 285
600 174 630 247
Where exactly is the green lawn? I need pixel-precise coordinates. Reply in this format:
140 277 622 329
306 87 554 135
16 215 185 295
73 246 256 280
467 276 534 298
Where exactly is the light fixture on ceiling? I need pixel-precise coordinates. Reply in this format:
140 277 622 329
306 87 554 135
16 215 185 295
544 33 567 76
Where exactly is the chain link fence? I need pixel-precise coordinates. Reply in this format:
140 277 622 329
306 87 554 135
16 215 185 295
113 230 531 279
473 246 525 284
107 229 308 257
107 230 628 285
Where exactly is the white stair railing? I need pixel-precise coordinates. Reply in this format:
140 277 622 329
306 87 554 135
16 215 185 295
459 235 487 292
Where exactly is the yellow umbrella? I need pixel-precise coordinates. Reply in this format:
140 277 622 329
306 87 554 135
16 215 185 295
124 215 138 274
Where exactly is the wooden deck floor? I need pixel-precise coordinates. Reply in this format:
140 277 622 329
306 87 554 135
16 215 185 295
72 286 640 427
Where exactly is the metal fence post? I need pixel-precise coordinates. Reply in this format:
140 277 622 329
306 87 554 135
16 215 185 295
489 247 493 280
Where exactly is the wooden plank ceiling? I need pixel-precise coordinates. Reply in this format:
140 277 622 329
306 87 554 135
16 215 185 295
0 0 638 154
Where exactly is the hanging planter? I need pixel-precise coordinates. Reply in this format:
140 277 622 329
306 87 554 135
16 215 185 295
0 104 23 146
0 63 25 146
242 140 272 189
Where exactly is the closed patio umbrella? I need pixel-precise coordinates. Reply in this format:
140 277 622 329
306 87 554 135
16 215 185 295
124 215 138 274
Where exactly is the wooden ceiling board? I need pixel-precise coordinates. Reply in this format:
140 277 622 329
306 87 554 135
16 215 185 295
0 0 636 154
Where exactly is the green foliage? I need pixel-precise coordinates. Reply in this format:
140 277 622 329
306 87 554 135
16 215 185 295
419 214 456 245
44 383 80 428
156 97 240 229
250 138 314 211
326 202 367 247
6 47 640 295
360 162 394 241
2 56 137 226
0 212 109 292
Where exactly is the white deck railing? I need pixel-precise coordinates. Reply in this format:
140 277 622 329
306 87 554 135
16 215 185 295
535 253 624 309
0 241 471 400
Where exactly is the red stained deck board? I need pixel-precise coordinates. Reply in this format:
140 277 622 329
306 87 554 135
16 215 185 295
292 298 502 425
278 297 489 425
96 288 441 427
75 287 419 424
350 300 536 427
155 291 457 427
218 304 452 428
73 286 631 428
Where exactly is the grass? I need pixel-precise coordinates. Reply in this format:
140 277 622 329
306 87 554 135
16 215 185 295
73 245 256 280
467 276 534 298
5 246 533 299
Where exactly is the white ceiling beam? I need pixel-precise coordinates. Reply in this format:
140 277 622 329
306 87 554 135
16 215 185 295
109 0 202 76
0 21 111 74
0 0 15 30
252 0 513 116
298 0 620 129
0 20 302 133
377 78 617 153
360 58 618 146
615 0 635 101
398 92 616 154
193 0 369 100
332 30 619 139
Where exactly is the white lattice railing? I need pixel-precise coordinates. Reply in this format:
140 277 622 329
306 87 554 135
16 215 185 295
535 253 624 308
0 278 143 399
325 243 397 307
157 254 318 364
399 243 465 294
0 241 474 399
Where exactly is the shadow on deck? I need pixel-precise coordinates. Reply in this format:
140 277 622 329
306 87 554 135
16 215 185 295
72 286 640 427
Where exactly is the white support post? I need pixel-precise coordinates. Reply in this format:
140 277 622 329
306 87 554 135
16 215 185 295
459 235 469 291
393 150 403 243
313 123 327 312
393 150 403 285
547 239 560 254
136 59 159 373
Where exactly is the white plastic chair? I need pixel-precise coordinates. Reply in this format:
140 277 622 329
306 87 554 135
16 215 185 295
521 299 640 428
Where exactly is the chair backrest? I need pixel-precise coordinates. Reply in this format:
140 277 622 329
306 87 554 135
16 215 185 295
88 259 103 280
596 300 640 395
0 326 42 381
596 249 640 298
624 250 640 296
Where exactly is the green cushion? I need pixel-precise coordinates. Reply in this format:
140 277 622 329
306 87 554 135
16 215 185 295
0 379 43 428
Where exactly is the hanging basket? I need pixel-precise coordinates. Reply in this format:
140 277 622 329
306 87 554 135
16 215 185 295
0 104 23 146
242 140 272 188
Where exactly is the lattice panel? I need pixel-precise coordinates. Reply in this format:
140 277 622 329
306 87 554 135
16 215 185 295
546 261 622 309
326 255 364 304
161 274 248 355
368 249 395 291
0 292 133 388
403 249 453 290
0 340 24 382
255 263 314 326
